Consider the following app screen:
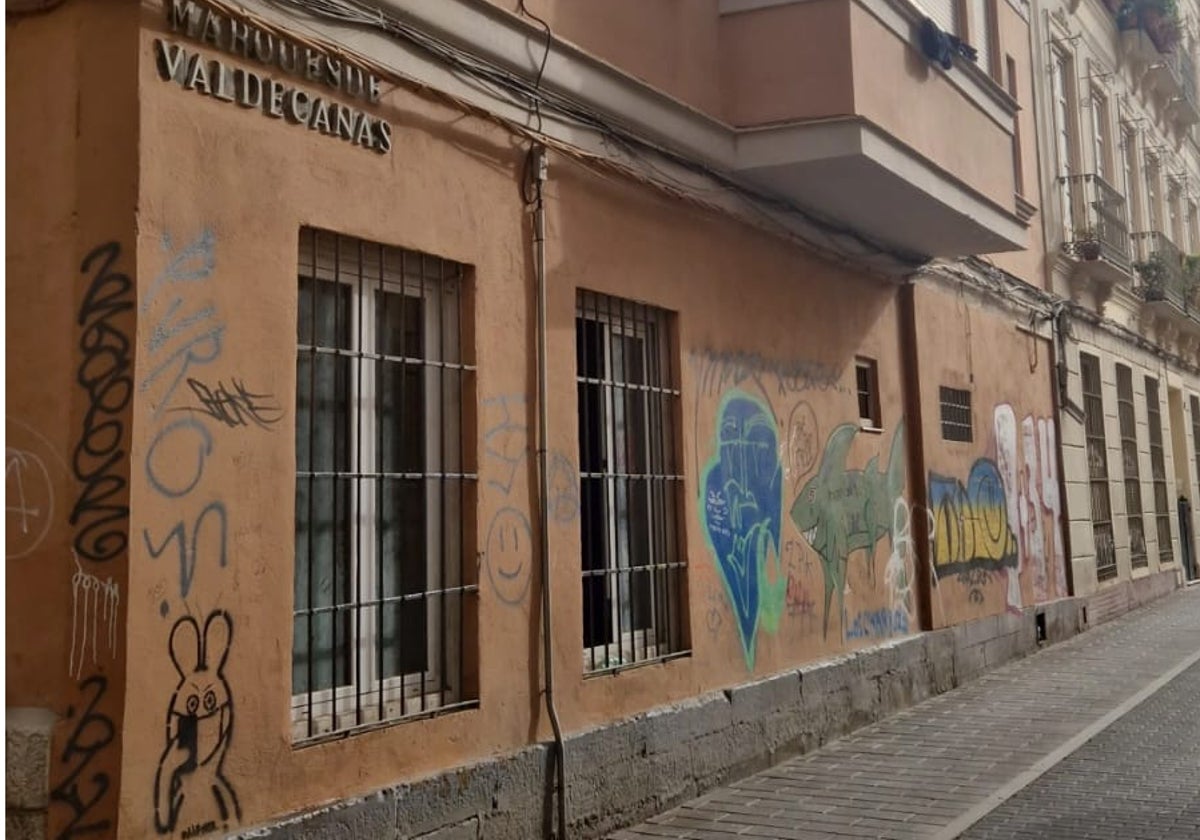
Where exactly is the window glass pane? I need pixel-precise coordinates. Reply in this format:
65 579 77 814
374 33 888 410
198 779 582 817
295 276 353 694
378 290 427 678
576 292 685 672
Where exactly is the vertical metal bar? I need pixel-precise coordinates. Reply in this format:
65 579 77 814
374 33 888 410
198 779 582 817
649 304 667 658
439 257 448 710
333 234 345 732
397 250 408 717
456 265 465 703
356 238 367 728
419 252 428 713
609 292 625 668
377 243 386 726
577 295 593 671
598 291 613 670
305 230 317 739
639 302 650 664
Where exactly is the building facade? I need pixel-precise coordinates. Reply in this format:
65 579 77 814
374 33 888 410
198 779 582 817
1027 0 1200 611
5 0 1184 838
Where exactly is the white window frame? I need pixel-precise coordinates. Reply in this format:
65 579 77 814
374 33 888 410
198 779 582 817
1051 48 1079 239
577 294 682 673
292 233 464 741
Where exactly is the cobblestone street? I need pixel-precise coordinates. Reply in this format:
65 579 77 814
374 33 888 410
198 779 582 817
611 588 1200 840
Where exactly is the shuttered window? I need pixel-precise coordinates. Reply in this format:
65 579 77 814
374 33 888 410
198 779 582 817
968 0 993 76
923 0 960 37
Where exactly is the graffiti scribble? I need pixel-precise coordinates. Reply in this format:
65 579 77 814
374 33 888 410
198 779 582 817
176 378 282 429
69 552 120 680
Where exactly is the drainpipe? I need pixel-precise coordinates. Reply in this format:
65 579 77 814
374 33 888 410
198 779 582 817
531 144 568 840
1048 303 1076 596
898 279 934 631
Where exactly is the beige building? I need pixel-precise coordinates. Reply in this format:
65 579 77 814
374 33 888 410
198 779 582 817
1027 0 1200 609
3 0 1157 838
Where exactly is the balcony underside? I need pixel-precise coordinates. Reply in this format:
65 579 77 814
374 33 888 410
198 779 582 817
735 118 1028 258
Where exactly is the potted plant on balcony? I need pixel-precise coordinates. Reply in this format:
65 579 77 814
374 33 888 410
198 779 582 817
1072 226 1104 260
1114 0 1181 52
1184 254 1200 306
1115 0 1138 25
1140 0 1181 52
1134 251 1170 301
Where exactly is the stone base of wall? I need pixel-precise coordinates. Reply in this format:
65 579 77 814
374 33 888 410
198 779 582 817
1086 568 1180 627
5 707 56 840
235 599 1087 840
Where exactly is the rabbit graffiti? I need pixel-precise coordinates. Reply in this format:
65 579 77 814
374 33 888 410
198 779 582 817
154 611 241 836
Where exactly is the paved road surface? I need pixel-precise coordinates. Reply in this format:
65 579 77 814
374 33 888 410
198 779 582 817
610 588 1200 840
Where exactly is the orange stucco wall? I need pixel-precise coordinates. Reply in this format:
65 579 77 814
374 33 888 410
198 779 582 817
8 2 140 837
108 3 955 835
6 2 1064 837
719 0 856 126
913 284 1069 629
848 5 1016 214
493 0 724 118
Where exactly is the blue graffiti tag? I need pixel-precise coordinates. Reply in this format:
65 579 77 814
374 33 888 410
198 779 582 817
699 391 785 669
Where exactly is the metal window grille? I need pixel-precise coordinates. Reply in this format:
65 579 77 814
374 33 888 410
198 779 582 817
293 228 478 743
576 290 687 674
1116 365 1148 569
1145 376 1174 566
856 358 881 429
1189 395 1200 498
1081 353 1117 581
939 386 973 442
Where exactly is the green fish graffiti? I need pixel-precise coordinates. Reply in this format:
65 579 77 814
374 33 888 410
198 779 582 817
790 422 905 638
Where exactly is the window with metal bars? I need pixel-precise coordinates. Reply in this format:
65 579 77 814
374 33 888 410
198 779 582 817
576 290 687 674
939 386 973 442
1145 376 1174 566
1080 353 1117 581
1116 365 1148 568
856 357 881 430
1190 395 1200 497
292 228 477 743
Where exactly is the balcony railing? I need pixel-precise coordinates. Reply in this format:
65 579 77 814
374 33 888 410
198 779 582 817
1132 229 1189 310
1061 172 1131 270
1177 49 1196 109
1173 49 1200 124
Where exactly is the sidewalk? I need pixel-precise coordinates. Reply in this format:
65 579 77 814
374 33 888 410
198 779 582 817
609 588 1200 840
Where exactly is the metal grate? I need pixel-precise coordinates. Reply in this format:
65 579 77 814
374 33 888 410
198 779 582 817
293 228 478 743
576 290 687 674
1081 353 1117 581
939 386 974 442
1116 365 1148 569
856 357 881 429
1190 395 1200 503
1145 377 1174 567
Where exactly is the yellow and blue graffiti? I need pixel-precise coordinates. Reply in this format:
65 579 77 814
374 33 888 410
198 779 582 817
928 459 1018 574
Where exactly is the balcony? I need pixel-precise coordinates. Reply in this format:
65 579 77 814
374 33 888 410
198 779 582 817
1062 173 1131 267
720 0 1027 258
1170 50 1200 125
1117 0 1182 64
1061 173 1131 303
1132 230 1193 314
